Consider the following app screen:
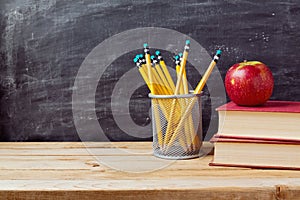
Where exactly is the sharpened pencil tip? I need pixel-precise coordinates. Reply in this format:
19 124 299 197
143 43 149 48
186 40 190 45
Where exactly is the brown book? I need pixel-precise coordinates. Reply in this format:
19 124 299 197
210 135 300 170
216 101 300 140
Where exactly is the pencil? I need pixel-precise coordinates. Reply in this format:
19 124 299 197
178 53 198 151
151 55 173 95
155 51 176 92
166 50 222 149
175 40 190 94
164 40 191 147
135 55 164 148
176 53 199 152
194 50 222 94
138 54 163 95
140 58 173 127
155 51 180 128
144 44 155 94
174 55 191 151
134 56 151 91
146 45 174 150
175 55 185 95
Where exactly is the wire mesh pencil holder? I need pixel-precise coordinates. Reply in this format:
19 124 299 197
149 93 202 160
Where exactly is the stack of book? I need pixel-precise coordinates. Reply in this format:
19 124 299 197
210 101 300 170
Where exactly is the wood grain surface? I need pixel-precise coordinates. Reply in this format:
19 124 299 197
0 142 300 199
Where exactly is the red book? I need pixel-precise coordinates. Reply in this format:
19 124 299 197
216 101 300 140
209 134 300 170
217 101 300 113
211 134 300 144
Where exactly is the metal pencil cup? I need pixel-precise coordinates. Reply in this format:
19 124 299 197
149 93 202 159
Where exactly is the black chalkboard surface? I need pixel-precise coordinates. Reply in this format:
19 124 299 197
0 0 299 141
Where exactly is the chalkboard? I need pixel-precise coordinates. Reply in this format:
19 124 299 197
0 0 299 141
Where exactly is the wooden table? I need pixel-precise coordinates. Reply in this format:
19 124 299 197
1 142 300 200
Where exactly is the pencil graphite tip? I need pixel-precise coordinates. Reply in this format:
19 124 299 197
143 43 149 49
185 40 190 45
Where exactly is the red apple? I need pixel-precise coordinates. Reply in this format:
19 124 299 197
225 61 274 106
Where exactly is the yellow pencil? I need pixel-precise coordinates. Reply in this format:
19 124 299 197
139 59 172 125
144 44 155 94
151 55 173 95
145 44 175 150
134 56 151 91
151 66 170 95
152 98 164 149
164 40 191 147
176 65 185 95
175 40 190 94
175 56 191 152
166 50 222 150
179 53 197 151
194 50 222 93
156 51 176 92
135 55 164 148
136 54 162 95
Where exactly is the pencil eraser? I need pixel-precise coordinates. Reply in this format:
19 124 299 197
174 55 179 60
133 57 138 63
143 43 149 48
216 49 222 55
155 50 161 55
178 53 183 57
150 55 155 60
186 40 190 45
139 54 143 58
